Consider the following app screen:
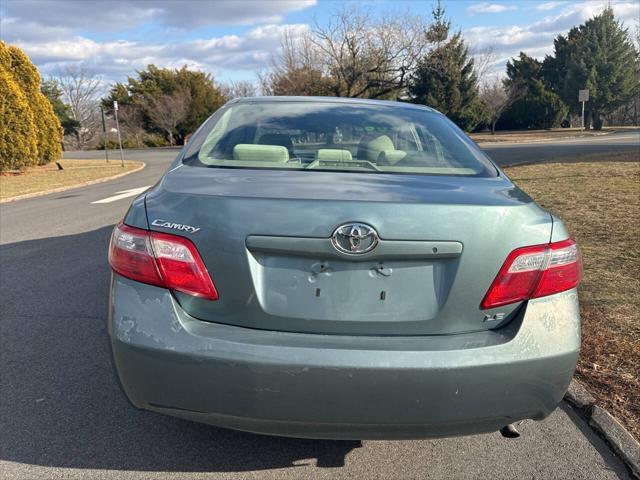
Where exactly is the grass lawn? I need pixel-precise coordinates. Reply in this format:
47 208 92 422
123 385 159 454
0 159 143 201
504 156 639 439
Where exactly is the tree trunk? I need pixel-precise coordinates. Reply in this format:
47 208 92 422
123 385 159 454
592 111 604 130
491 119 497 134
584 109 592 130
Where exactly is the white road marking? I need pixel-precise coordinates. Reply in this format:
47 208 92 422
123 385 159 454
91 186 151 204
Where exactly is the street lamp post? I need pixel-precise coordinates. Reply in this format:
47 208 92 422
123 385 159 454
113 101 125 167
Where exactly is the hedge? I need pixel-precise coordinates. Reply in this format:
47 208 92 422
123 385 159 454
0 42 63 171
0 68 39 171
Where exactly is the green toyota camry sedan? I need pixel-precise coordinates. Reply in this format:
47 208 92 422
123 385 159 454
108 96 582 439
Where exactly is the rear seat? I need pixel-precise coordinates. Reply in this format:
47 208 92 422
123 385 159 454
315 149 353 162
233 144 289 163
356 134 395 161
377 150 407 165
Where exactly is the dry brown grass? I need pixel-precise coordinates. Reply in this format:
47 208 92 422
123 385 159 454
504 159 640 439
0 160 143 201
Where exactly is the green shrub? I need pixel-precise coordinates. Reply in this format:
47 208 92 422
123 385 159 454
143 133 169 148
6 45 63 165
96 138 137 150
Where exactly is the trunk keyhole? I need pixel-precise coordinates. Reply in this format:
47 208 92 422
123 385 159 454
311 262 333 277
375 265 391 277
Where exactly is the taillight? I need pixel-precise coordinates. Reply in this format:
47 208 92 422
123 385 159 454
109 223 218 301
481 238 581 309
108 223 163 287
150 232 219 300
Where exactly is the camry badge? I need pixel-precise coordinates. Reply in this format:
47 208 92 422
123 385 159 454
331 223 379 254
151 219 201 234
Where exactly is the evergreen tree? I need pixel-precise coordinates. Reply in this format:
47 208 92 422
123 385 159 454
5 45 63 164
0 42 38 171
425 0 450 45
408 3 484 131
102 65 226 144
500 53 568 130
41 79 80 137
542 7 640 129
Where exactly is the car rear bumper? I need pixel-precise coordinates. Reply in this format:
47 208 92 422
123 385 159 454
109 275 580 440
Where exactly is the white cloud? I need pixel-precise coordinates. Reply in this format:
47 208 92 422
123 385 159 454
466 1 639 78
0 18 73 43
1 0 637 86
536 2 565 11
0 0 316 30
0 0 315 83
4 22 310 83
466 3 517 15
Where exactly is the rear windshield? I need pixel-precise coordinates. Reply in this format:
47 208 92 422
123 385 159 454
182 101 497 177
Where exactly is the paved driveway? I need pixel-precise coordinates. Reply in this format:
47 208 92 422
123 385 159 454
1 136 637 479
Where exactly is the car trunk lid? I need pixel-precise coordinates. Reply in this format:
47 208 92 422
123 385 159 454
143 165 552 336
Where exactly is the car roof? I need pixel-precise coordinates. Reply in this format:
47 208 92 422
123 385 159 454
231 96 439 113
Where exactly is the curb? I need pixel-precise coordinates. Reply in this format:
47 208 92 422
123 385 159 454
564 379 640 478
0 162 146 204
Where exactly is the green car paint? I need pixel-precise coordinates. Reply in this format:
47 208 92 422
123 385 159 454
109 97 580 439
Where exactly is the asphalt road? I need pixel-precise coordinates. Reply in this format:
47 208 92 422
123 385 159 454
480 130 640 165
1 132 638 480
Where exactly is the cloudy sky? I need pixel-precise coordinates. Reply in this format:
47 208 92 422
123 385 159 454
1 0 638 86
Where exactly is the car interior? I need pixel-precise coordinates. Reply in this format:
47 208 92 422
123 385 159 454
192 104 485 175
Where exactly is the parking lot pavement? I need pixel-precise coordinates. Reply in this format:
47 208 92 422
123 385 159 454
1 139 637 479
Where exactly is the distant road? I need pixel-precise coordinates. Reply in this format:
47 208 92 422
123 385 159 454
64 146 180 182
479 130 639 166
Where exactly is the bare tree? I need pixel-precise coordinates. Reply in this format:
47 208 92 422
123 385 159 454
220 80 258 99
260 27 334 96
144 89 191 146
280 27 322 69
470 46 497 86
480 77 516 133
53 66 103 149
310 5 429 99
116 104 146 147
263 6 431 99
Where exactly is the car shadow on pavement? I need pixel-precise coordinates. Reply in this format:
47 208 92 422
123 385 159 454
0 226 361 472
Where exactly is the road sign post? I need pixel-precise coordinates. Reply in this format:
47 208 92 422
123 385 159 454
578 89 589 131
113 101 125 167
